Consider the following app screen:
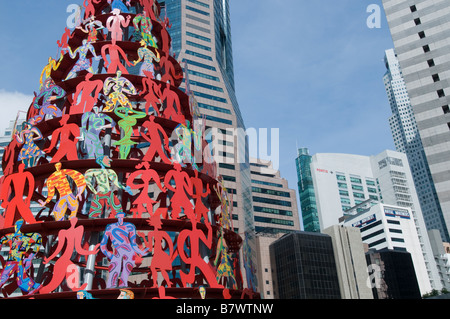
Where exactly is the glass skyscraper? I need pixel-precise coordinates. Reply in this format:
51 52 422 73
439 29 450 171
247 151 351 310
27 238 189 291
158 0 257 290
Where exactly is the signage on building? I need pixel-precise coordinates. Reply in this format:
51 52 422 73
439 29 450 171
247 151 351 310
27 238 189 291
352 214 376 228
316 168 329 174
384 207 410 219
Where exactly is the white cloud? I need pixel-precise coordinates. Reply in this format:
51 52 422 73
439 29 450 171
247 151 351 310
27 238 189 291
0 89 33 135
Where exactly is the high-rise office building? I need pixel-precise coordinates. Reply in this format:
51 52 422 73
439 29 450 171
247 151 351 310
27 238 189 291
382 0 450 242
383 48 448 242
250 157 300 299
297 148 442 291
295 148 320 232
159 0 257 289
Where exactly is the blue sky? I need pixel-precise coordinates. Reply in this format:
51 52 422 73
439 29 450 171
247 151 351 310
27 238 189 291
0 1 397 215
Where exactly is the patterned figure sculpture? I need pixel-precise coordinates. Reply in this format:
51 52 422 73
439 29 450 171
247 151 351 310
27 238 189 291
100 211 149 288
40 217 100 294
80 106 116 159
173 121 197 168
164 162 194 220
133 39 160 77
65 39 100 80
39 162 86 221
126 162 166 218
15 121 45 168
214 229 236 289
84 155 131 218
113 106 147 159
0 163 39 228
43 114 81 163
0 220 42 296
140 115 172 163
78 13 104 42
177 221 220 288
70 72 104 114
39 56 63 90
103 71 137 112
31 79 66 124
133 13 158 48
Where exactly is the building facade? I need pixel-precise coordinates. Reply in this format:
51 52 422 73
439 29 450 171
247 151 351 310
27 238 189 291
250 157 300 299
322 225 374 299
366 248 422 299
343 202 431 295
383 47 448 242
382 0 450 242
159 0 257 289
299 148 442 292
270 231 341 299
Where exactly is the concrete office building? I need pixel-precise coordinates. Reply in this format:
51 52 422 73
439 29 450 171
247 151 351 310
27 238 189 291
428 229 450 290
343 202 431 295
270 231 341 299
250 157 300 299
299 148 442 291
382 0 450 242
159 0 257 289
322 225 374 299
383 48 447 241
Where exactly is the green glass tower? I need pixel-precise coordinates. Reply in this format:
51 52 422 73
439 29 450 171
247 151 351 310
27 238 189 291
295 148 320 232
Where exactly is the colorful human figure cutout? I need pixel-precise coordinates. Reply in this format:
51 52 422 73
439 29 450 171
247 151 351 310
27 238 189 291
65 39 100 80
113 106 147 159
40 217 100 294
15 121 45 168
133 13 158 48
140 115 172 163
0 220 42 296
39 56 63 90
80 106 116 159
126 162 166 218
214 229 237 289
39 163 86 221
100 211 149 288
31 79 66 124
164 162 194 220
133 40 160 77
0 163 39 228
43 114 81 163
103 71 137 112
84 155 131 218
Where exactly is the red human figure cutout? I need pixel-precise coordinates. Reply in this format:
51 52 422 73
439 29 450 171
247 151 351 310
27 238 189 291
159 17 172 54
139 214 174 287
83 0 101 20
126 162 166 218
43 114 81 163
159 54 183 85
140 70 162 115
139 0 158 21
57 27 75 52
160 84 184 123
101 42 133 74
70 73 103 114
106 9 131 44
176 221 221 288
0 163 39 228
140 115 172 163
40 217 100 294
163 162 194 220
201 135 217 178
190 170 211 227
